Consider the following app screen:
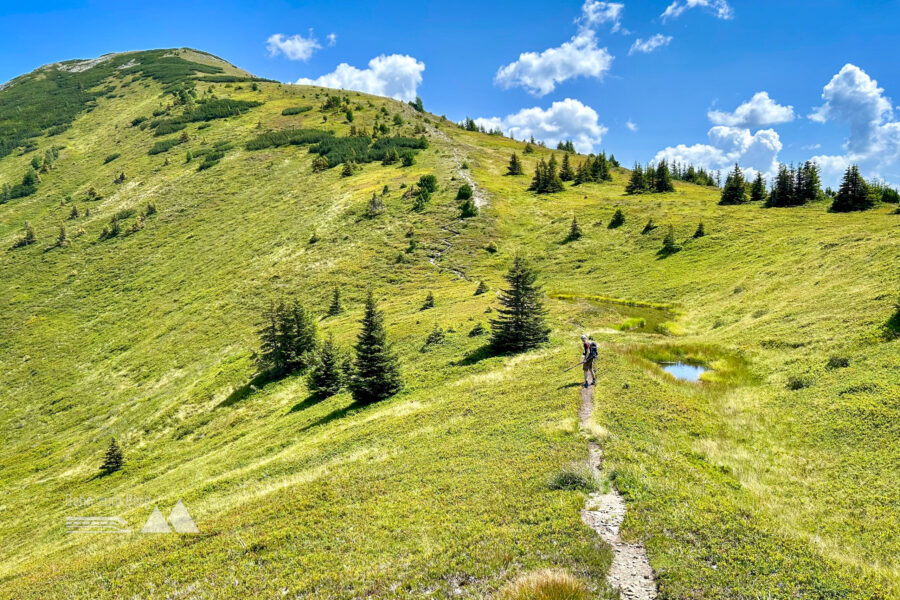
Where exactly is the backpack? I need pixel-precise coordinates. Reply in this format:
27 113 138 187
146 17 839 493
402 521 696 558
587 341 598 360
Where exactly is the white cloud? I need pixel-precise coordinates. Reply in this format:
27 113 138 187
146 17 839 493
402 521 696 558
579 1 625 32
295 54 425 102
661 0 733 21
654 126 782 179
266 32 321 61
808 64 900 185
629 34 673 55
473 98 608 154
495 30 614 96
708 91 795 129
326 33 337 46
626 119 638 132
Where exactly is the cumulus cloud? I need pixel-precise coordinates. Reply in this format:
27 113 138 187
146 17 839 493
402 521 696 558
296 54 425 102
629 34 673 55
494 30 613 97
495 1 617 97
708 91 795 129
655 126 782 178
626 119 638 132
808 64 900 185
579 1 625 32
473 98 608 153
266 32 322 61
326 33 337 46
661 0 733 21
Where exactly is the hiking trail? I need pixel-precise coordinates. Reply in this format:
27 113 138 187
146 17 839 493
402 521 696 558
579 386 657 600
425 124 486 280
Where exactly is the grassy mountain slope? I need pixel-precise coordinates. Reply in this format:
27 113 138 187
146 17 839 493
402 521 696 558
0 49 897 599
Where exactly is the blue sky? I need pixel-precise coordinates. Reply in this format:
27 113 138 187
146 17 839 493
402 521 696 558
3 0 900 185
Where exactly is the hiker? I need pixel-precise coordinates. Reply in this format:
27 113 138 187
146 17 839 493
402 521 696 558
581 334 598 388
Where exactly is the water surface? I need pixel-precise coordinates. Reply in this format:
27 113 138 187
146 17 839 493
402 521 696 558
661 362 707 382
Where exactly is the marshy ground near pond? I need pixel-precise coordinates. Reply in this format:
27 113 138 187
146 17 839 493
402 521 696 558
0 42 897 599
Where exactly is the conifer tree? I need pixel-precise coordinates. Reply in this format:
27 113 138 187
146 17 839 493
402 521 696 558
69 205 79 219
507 153 523 175
693 222 705 238
661 225 680 254
655 160 675 192
421 291 435 310
307 335 344 398
625 163 644 194
529 159 547 192
831 165 873 212
719 163 748 205
608 209 625 228
559 153 574 181
795 161 823 204
544 155 564 192
750 172 767 203
609 154 620 168
367 192 384 217
574 158 591 184
57 224 68 247
490 256 550 353
349 292 402 403
766 163 796 207
474 281 489 295
593 152 611 181
100 438 124 474
328 287 342 316
566 216 582 241
285 300 318 372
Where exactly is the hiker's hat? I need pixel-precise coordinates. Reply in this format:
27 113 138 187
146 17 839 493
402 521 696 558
580 334 587 340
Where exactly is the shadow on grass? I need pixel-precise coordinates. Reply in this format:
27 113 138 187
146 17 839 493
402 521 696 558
453 343 502 366
288 393 325 414
218 370 281 408
557 382 583 390
885 308 900 340
297 401 373 433
655 246 682 259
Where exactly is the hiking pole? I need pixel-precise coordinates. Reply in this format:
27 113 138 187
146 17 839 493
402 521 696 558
563 359 585 373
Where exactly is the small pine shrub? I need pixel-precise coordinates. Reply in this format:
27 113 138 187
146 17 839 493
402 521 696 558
661 225 681 255
474 281 489 295
693 222 706 238
459 198 478 219
608 209 625 229
826 356 850 369
100 438 124 474
456 184 472 200
547 462 599 492
421 324 445 351
421 291 435 310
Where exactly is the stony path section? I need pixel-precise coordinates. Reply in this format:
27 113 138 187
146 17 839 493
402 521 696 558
579 387 657 600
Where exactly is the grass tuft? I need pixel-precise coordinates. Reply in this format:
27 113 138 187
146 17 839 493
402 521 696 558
497 569 591 600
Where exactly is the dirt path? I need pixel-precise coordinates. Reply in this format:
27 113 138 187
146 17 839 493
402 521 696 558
579 387 657 599
424 123 486 280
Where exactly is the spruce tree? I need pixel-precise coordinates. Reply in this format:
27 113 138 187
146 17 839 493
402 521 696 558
608 209 625 229
545 155 564 192
574 158 591 184
750 172 767 203
719 163 748 205
693 222 706 238
307 335 344 398
285 300 318 372
559 153 574 181
100 438 124 474
661 225 680 254
489 256 550 353
57 224 68 247
655 160 675 192
767 163 795 207
625 163 644 194
349 292 402 403
566 216 582 241
328 287 342 316
421 291 435 310
528 159 546 192
69 205 79 219
507 153 523 175
831 165 873 212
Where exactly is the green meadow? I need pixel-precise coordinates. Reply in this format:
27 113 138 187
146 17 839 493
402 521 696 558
0 49 897 598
